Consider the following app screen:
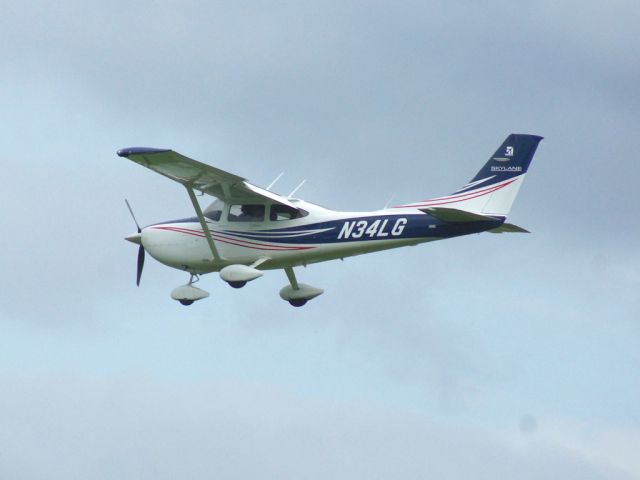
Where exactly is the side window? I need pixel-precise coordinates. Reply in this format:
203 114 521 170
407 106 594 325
228 204 265 222
270 204 308 221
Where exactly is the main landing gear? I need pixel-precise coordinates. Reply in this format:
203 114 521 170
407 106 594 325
219 263 264 289
279 267 324 307
169 266 323 307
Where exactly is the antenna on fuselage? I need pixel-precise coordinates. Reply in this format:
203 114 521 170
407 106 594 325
384 193 396 209
288 179 307 199
266 171 284 191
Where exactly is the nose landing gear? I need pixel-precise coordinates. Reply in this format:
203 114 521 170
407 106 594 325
169 267 322 307
171 274 209 306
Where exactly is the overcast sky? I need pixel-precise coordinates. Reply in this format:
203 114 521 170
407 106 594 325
1 1 639 478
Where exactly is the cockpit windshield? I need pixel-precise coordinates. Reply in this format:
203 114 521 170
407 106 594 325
203 199 223 221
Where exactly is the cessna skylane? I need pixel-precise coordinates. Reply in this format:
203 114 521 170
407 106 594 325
119 134 542 307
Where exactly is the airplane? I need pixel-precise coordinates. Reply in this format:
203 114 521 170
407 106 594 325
119 133 542 307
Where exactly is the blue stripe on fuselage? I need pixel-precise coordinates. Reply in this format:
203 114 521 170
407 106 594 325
154 214 503 244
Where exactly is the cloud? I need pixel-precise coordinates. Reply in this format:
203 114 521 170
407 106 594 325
0 1 639 478
0 375 636 480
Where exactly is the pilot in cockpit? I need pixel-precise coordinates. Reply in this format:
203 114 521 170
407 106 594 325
240 204 264 220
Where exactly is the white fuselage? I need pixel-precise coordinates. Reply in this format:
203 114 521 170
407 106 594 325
139 199 434 274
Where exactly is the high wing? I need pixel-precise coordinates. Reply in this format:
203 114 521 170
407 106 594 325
117 147 296 208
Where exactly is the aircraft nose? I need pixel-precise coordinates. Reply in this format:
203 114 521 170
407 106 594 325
125 232 142 245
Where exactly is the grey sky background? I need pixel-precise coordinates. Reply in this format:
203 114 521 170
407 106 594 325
1 0 639 478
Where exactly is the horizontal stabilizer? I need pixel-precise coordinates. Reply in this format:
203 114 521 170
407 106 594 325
420 207 498 223
487 223 530 233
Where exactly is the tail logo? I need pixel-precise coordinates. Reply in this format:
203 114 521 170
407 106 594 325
493 146 514 162
491 165 522 172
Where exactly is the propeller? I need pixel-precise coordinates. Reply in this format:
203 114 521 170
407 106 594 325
125 199 145 286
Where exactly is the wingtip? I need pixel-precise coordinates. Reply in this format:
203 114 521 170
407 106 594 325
117 147 170 157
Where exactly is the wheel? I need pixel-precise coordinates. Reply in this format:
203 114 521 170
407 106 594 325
179 299 194 306
288 299 307 307
228 281 247 289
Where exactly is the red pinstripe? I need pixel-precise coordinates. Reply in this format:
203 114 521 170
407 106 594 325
395 178 516 209
152 226 315 251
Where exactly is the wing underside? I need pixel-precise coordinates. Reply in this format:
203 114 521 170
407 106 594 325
117 147 295 207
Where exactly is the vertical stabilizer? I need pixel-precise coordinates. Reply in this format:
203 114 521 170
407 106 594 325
400 134 542 217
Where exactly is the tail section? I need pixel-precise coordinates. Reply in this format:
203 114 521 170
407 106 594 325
400 134 542 218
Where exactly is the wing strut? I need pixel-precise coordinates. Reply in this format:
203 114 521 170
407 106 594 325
185 185 222 262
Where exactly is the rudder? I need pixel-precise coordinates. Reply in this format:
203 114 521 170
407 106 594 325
398 134 543 218
460 134 543 190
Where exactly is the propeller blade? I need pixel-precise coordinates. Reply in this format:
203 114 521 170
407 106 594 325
136 244 145 286
125 199 145 286
125 199 142 233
